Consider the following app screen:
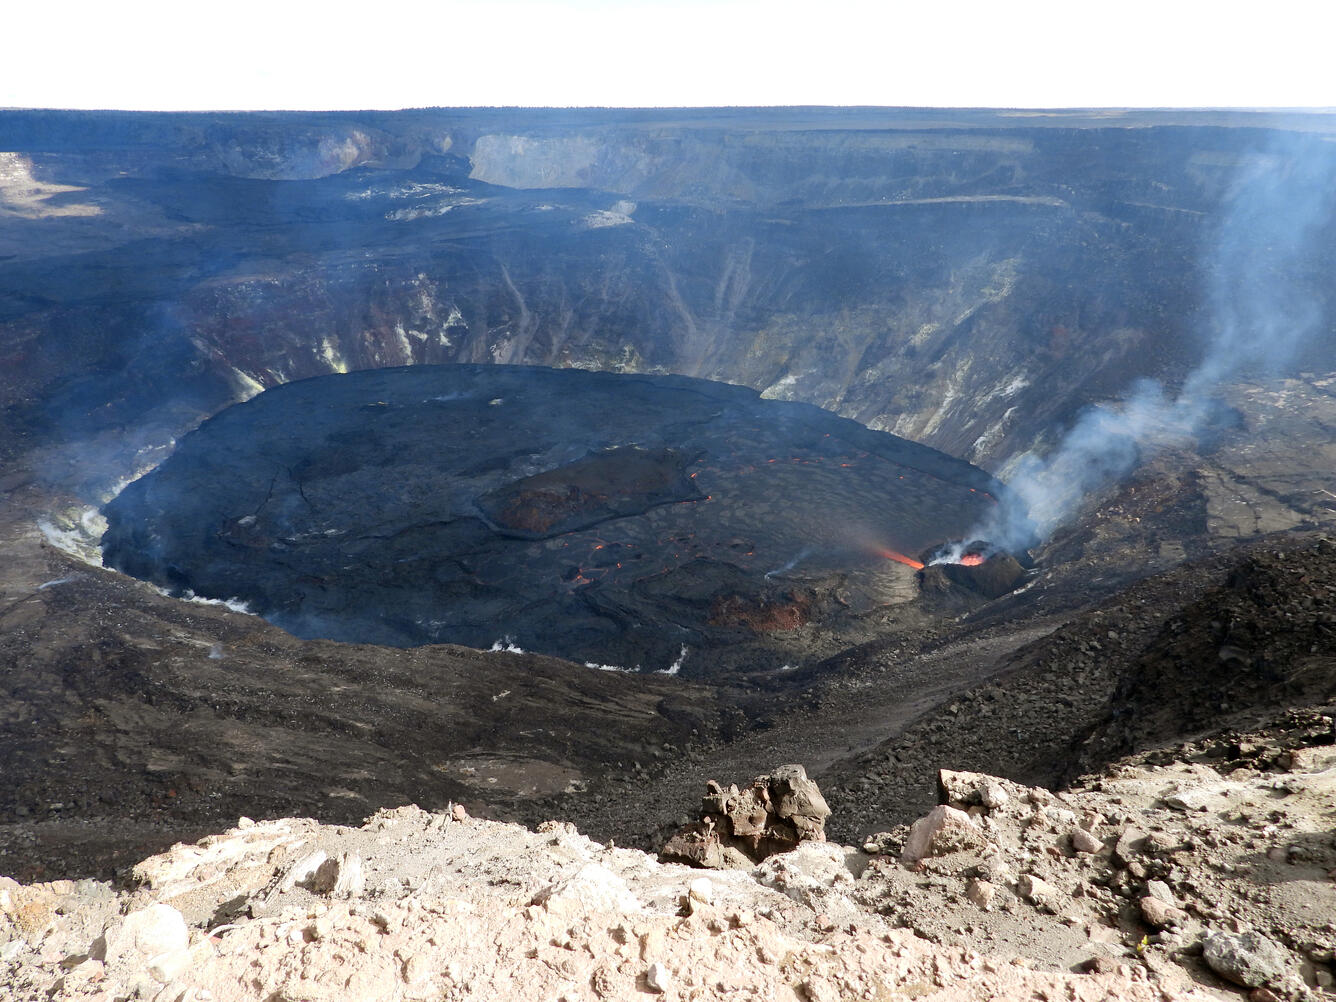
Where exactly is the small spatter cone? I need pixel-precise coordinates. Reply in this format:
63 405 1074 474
919 541 1026 600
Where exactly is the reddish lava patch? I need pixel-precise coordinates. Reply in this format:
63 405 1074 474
493 486 603 535
709 591 814 632
479 446 699 538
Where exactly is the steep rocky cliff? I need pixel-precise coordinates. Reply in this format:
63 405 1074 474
6 108 1335 502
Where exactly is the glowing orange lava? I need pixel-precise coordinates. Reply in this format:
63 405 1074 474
959 553 986 566
875 547 925 570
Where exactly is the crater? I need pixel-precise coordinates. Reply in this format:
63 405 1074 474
101 364 1006 675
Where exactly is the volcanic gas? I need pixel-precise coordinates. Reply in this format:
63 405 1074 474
101 364 1007 676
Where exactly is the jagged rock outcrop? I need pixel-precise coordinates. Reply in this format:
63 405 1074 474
937 769 1016 812
661 764 831 868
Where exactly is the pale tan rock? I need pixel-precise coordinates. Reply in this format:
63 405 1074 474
532 863 642 916
130 819 302 904
1143 879 1176 906
147 947 191 983
104 902 191 985
313 852 365 898
802 975 841 1002
280 849 329 892
966 878 996 911
1139 896 1184 928
939 770 1013 811
108 903 188 960
901 805 988 864
0 774 1260 1002
646 961 671 993
1017 874 1058 910
0 881 65 939
640 927 666 962
1286 745 1336 772
1112 827 1148 868
687 877 713 905
1071 828 1103 854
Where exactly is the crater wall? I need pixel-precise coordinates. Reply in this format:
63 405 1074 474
3 108 1335 498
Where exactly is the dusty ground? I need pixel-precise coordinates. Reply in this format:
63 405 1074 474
2 709 1333 1001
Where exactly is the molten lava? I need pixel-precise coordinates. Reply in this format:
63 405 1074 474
926 541 993 567
875 547 925 570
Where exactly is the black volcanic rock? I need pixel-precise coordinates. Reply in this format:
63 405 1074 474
101 364 1004 674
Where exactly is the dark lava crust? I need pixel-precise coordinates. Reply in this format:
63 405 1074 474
102 364 1003 674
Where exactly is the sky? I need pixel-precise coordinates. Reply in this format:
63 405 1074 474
6 0 1336 111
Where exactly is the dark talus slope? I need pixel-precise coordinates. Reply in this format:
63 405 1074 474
1068 536 1336 775
101 365 1005 674
811 531 1336 845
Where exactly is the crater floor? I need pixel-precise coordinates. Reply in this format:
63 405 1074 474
101 364 1004 673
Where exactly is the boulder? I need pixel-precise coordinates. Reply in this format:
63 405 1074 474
102 903 191 985
1143 879 1176 906
1203 931 1293 989
1070 828 1103 854
313 852 365 898
661 765 830 868
937 770 1012 811
900 806 988 865
1112 827 1147 868
965 878 996 911
646 961 672 993
1017 874 1058 910
1139 896 1185 928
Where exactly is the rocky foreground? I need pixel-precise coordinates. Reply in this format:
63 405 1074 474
3 711 1333 1002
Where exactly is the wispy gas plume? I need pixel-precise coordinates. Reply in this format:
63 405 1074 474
978 134 1336 552
765 547 814 579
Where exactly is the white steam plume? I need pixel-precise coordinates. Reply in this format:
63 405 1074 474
978 134 1336 552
